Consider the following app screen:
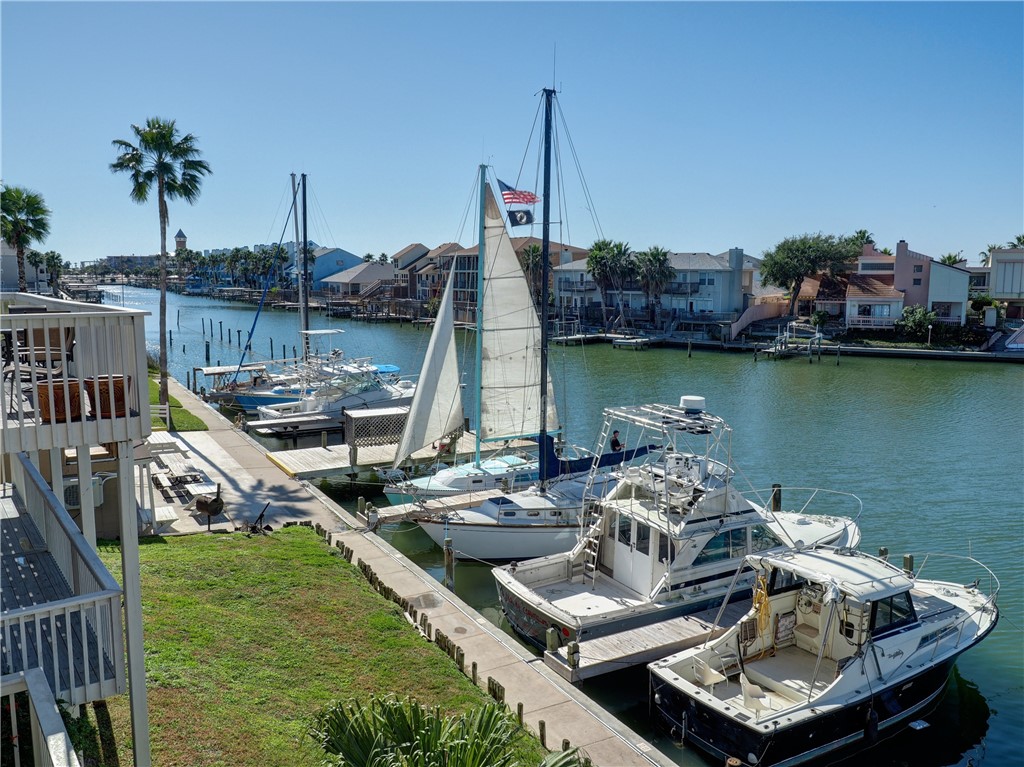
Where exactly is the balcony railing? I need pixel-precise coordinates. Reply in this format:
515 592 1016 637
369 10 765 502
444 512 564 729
2 454 126 708
847 316 897 328
1 294 149 452
0 669 82 767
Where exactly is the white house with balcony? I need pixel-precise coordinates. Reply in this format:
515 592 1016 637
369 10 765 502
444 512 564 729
1 294 152 765
553 248 755 329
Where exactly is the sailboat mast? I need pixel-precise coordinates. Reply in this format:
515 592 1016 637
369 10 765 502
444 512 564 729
538 87 554 488
474 164 486 467
301 173 310 360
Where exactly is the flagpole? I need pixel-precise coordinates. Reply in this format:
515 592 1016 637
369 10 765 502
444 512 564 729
539 87 553 491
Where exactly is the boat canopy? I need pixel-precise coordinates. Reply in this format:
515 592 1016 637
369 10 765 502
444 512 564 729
750 548 914 603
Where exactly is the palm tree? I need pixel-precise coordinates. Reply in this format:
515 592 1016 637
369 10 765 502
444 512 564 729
939 252 963 265
606 241 635 327
518 242 544 306
1008 235 1024 249
26 249 45 292
979 243 1000 267
586 239 614 329
1 185 51 292
636 246 674 327
111 117 211 409
44 250 65 296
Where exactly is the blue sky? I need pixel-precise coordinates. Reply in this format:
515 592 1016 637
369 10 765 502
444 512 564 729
3 1 1021 266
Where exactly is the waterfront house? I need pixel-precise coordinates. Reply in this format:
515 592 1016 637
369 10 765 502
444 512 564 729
553 248 757 332
848 242 969 328
1 242 49 294
1 293 152 764
309 246 362 290
321 260 397 298
970 248 1024 320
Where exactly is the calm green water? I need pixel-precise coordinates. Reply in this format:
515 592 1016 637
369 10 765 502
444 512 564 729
115 286 1023 767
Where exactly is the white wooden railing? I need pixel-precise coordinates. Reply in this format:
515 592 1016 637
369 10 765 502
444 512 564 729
1 294 150 452
2 454 126 706
0 669 82 767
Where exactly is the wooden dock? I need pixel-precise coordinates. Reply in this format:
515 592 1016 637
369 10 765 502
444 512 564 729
244 412 345 437
265 432 535 481
543 599 751 683
373 488 507 524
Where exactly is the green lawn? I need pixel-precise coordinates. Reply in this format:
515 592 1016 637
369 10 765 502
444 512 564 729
148 377 207 431
89 527 549 767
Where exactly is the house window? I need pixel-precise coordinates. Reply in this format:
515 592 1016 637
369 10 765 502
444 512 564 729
912 278 922 286
861 262 895 271
913 265 923 273
698 272 715 286
858 304 891 317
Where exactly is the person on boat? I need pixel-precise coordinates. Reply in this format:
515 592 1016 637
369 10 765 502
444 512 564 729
610 430 623 452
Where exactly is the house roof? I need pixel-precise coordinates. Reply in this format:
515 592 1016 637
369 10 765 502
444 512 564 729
847 273 903 300
322 261 396 284
668 252 727 270
799 273 848 301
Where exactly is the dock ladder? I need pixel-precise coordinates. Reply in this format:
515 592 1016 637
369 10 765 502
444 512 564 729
579 416 614 589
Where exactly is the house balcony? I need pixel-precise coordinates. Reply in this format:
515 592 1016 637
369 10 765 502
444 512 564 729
847 316 897 328
556 278 596 292
1 294 150 454
1 453 126 712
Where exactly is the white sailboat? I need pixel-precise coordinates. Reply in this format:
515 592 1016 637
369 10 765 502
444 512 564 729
384 91 655 561
383 170 561 505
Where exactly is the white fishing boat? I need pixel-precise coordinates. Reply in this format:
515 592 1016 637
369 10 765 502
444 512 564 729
493 396 863 649
648 546 999 767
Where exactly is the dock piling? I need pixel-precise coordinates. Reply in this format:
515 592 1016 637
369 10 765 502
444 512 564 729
443 538 455 592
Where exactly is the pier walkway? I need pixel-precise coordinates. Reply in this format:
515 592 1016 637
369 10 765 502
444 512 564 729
153 379 677 766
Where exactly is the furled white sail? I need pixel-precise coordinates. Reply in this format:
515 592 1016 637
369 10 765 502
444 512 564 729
392 270 464 467
478 184 558 442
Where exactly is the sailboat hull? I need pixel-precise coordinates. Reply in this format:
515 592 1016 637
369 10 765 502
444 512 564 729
417 517 581 562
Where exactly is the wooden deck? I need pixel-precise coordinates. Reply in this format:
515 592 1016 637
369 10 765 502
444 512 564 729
1 493 118 696
544 599 751 683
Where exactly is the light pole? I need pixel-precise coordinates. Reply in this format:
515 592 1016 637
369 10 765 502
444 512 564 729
927 324 933 346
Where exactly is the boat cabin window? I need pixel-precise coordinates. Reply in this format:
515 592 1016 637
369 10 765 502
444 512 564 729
768 567 810 594
870 591 917 637
693 528 746 566
750 524 784 553
636 522 651 555
617 514 632 546
658 533 676 564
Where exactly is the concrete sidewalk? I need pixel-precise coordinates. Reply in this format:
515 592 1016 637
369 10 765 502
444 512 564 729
154 379 677 766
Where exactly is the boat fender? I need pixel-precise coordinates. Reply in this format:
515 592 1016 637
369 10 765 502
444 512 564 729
864 706 879 745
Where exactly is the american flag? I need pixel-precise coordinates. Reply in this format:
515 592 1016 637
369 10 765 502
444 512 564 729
498 179 539 205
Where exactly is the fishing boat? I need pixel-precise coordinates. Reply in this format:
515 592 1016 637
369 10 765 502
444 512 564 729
492 396 863 649
648 546 999 767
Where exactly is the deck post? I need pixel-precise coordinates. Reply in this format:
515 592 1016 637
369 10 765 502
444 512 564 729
443 537 455 592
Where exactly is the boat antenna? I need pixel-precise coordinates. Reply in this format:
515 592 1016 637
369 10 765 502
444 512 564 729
539 87 554 492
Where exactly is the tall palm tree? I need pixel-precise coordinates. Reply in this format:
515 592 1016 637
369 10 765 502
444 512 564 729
636 246 674 327
1 185 51 293
26 249 45 292
939 252 963 265
43 250 65 296
111 117 210 409
606 241 635 326
586 238 614 328
1008 234 1024 249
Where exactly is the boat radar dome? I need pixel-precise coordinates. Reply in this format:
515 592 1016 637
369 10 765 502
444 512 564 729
680 395 705 413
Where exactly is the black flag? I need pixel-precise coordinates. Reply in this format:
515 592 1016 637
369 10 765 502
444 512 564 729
508 209 534 227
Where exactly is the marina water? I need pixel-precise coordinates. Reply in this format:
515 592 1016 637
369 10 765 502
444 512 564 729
113 286 1022 767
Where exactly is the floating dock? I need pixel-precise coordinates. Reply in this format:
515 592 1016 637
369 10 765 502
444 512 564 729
374 487 507 525
244 412 345 437
544 599 752 683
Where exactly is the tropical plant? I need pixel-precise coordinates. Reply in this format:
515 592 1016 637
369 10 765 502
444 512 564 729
760 233 859 316
635 246 674 326
308 695 582 767
606 241 635 325
111 117 210 409
44 250 66 296
26 249 45 292
518 243 544 305
1008 235 1024 249
586 239 614 328
1 185 51 292
894 304 937 340
939 251 963 265
850 229 875 248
